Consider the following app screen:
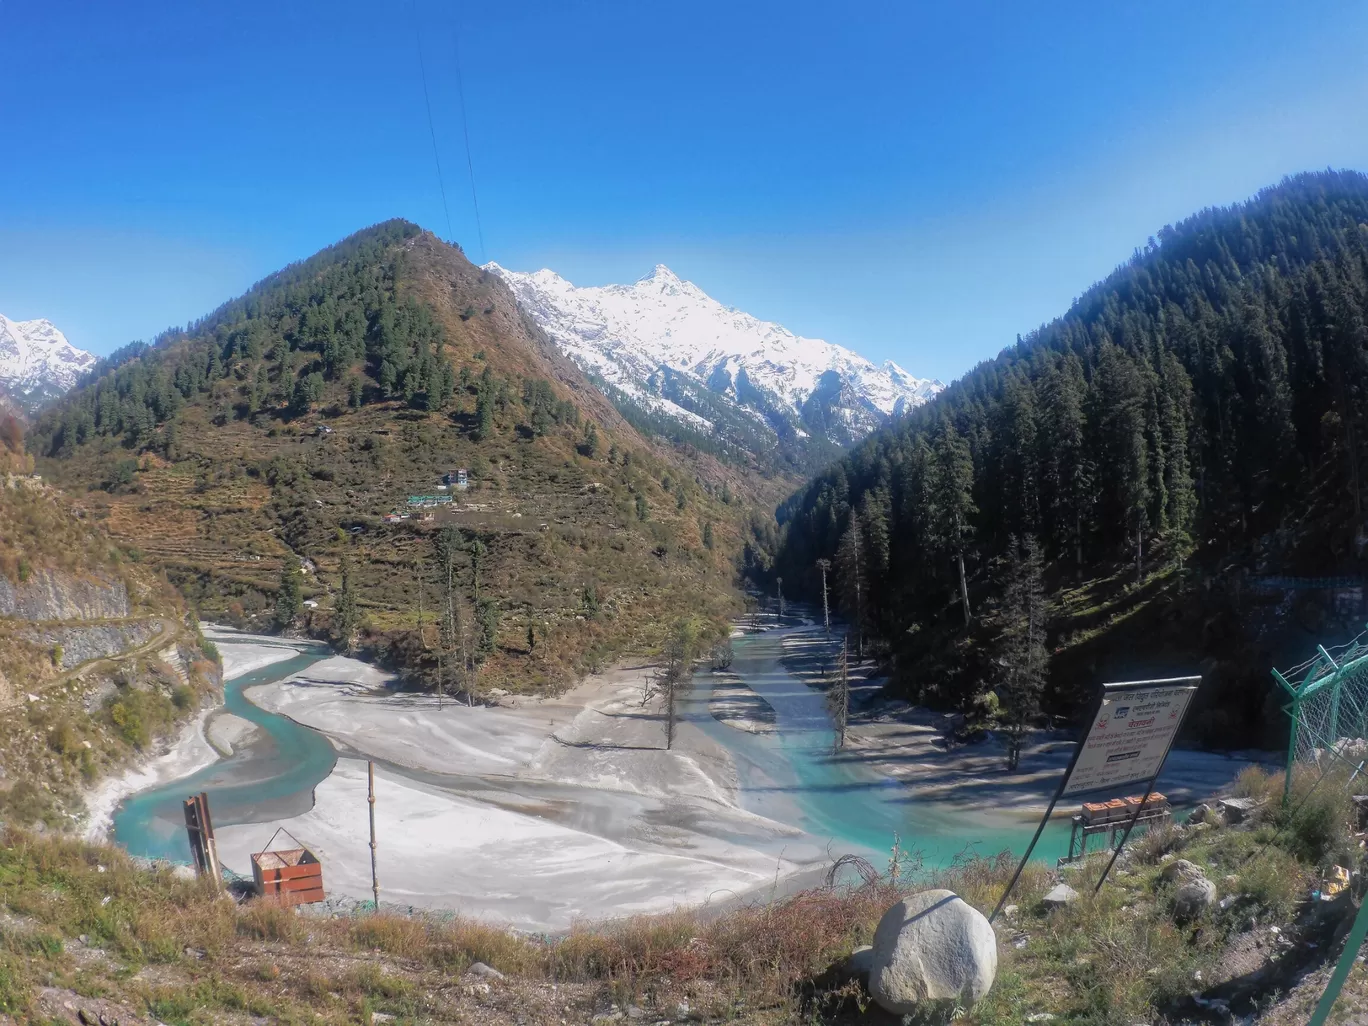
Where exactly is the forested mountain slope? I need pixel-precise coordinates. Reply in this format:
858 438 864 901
767 170 1368 744
32 222 758 693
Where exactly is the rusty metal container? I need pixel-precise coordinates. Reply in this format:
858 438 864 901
251 846 325 906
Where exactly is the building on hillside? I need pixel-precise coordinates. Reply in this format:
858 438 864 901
442 469 469 491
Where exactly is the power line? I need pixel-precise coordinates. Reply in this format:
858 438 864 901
411 0 453 241
451 22 486 262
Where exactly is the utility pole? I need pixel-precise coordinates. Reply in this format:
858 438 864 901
816 559 831 636
367 761 379 914
416 562 425 646
776 576 785 623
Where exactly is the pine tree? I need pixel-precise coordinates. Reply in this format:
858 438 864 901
477 598 500 661
835 511 866 655
1039 358 1090 572
647 619 697 750
995 535 1049 771
275 554 303 628
928 422 976 624
475 387 495 440
468 537 487 603
333 554 358 652
1093 343 1151 580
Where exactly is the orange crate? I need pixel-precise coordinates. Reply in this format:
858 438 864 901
251 847 325 906
1081 802 1113 824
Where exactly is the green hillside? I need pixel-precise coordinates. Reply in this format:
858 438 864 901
31 223 764 693
767 170 1368 743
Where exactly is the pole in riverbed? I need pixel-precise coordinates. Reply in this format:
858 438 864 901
816 558 831 636
368 760 379 913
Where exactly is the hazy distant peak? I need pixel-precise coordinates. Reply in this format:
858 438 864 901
0 315 96 414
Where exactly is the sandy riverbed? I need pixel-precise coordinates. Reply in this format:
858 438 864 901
779 628 1276 822
208 649 815 930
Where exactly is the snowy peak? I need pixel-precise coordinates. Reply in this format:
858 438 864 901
485 262 942 464
0 315 97 414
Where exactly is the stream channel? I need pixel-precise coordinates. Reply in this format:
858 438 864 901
113 624 1072 871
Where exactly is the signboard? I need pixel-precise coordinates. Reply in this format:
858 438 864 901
1061 677 1199 797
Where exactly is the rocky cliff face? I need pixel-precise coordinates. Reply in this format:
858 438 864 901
0 567 130 621
26 621 159 670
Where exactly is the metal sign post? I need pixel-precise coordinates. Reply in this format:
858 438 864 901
988 676 1199 922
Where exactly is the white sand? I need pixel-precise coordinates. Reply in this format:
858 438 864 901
205 712 261 757
214 760 796 931
203 625 303 680
249 663 744 806
709 675 777 735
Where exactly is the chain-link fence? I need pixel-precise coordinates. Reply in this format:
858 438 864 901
1274 631 1368 795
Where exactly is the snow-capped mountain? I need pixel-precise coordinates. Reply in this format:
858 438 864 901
0 315 96 415
485 262 942 461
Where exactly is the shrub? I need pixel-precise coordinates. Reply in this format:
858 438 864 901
1274 771 1357 865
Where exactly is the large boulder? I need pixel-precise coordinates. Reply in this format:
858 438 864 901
868 890 997 1014
1041 883 1078 909
1173 877 1217 921
1159 859 1205 885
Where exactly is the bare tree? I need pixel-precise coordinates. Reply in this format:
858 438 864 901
815 558 831 636
828 638 851 752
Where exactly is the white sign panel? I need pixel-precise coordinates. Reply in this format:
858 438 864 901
1061 679 1198 797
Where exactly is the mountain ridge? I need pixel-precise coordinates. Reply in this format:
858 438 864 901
30 221 753 693
485 261 942 468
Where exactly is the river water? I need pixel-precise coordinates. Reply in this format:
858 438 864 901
112 623 1071 872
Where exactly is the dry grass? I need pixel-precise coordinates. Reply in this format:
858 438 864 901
0 778 1356 1026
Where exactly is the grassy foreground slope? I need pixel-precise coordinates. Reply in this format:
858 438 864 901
0 766 1361 1025
32 224 767 692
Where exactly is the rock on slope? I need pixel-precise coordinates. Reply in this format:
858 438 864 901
486 262 941 462
0 315 96 414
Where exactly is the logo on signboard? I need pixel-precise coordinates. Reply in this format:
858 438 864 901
1114 706 1130 718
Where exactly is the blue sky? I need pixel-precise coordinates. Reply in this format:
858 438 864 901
3 1 1368 382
